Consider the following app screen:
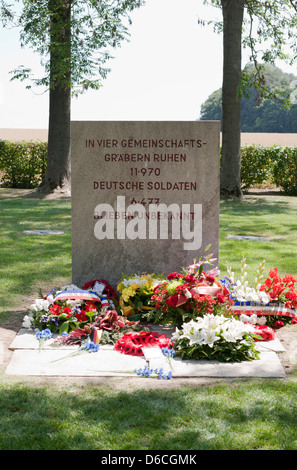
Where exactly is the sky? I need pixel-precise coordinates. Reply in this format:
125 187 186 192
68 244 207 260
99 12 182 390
0 0 296 129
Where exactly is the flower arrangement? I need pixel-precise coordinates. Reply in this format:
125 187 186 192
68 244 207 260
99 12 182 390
225 257 270 304
145 258 232 327
226 258 297 329
172 314 260 362
113 330 174 357
28 286 103 334
21 257 297 372
117 273 165 318
260 268 297 307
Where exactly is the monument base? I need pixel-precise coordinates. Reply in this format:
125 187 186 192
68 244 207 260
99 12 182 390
5 329 286 378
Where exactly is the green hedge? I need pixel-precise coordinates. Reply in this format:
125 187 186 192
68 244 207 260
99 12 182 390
240 145 297 195
0 139 296 195
271 147 297 195
0 140 47 189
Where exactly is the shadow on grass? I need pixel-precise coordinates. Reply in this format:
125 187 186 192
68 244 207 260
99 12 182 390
220 195 295 216
0 196 72 316
0 380 297 450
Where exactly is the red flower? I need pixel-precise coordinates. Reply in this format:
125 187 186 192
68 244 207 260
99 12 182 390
166 294 179 307
268 268 281 282
75 311 88 322
62 306 72 317
167 272 178 280
84 301 98 312
184 274 196 283
254 325 276 342
216 294 226 304
135 348 144 356
206 274 215 283
273 320 284 329
291 317 297 324
283 274 297 284
144 334 157 346
285 291 297 301
113 331 173 356
49 303 62 315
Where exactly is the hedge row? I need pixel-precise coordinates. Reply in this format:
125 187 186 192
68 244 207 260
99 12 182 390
0 140 296 194
241 145 297 195
0 140 47 189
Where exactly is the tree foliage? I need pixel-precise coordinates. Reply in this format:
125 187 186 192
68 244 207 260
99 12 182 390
200 64 297 132
202 0 297 198
2 0 145 95
1 0 145 192
204 0 297 98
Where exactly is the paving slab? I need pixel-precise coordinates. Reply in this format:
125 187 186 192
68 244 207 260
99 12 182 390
5 329 286 378
5 348 285 378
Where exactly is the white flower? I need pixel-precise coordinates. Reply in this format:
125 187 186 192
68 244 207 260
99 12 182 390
239 313 267 326
247 313 258 324
22 314 33 329
30 298 51 312
175 314 254 350
240 314 250 323
221 327 238 343
171 327 181 343
201 329 220 347
258 291 270 304
257 316 267 325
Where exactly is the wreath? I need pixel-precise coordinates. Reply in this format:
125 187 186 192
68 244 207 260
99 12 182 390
82 279 118 300
113 331 174 356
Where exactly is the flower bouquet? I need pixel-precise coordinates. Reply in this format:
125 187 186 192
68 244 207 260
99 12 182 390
172 314 260 362
117 273 165 320
226 258 297 330
27 284 111 334
144 258 232 328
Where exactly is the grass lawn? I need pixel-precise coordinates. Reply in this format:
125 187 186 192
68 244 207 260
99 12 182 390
0 188 297 451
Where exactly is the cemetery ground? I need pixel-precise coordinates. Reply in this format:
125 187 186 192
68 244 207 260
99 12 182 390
0 187 297 450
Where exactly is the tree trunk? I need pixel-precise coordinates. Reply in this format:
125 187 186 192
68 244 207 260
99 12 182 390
220 0 245 198
41 0 71 194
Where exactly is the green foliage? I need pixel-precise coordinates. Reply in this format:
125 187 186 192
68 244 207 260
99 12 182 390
175 331 259 363
200 64 297 132
240 144 297 195
240 145 275 190
2 0 145 95
272 147 297 195
0 140 47 188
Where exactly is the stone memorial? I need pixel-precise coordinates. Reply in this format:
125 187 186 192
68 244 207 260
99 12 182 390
71 121 220 288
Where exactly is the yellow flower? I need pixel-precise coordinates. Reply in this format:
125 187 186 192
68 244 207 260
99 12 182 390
117 282 125 293
121 286 135 302
131 283 139 291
